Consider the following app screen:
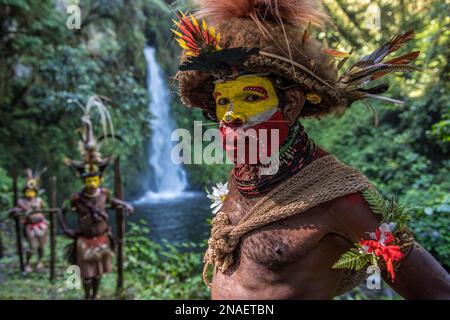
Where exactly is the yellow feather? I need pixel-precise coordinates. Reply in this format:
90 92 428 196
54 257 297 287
171 29 183 38
176 39 189 50
172 19 181 28
180 10 188 20
189 13 199 27
176 38 186 45
209 26 215 37
202 19 207 31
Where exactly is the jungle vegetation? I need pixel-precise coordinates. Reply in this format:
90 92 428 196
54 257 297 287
0 0 448 299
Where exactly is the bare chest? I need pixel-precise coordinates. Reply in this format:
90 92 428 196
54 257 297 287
221 187 332 271
73 194 109 224
19 198 43 211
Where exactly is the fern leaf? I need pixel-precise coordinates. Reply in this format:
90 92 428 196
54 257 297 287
392 203 411 227
332 247 370 271
370 253 378 267
362 188 411 228
362 188 389 217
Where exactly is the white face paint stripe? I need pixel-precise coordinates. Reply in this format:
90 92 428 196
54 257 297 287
242 107 279 128
223 102 235 122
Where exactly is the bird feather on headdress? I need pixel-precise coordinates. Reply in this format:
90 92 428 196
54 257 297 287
65 96 114 177
337 30 421 104
24 168 47 190
193 0 329 28
172 10 259 73
173 1 330 73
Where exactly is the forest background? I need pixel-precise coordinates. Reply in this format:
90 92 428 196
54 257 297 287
0 0 448 299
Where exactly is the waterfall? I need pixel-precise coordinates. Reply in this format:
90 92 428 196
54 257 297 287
137 46 188 203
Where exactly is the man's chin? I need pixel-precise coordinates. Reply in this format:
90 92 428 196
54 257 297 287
224 142 265 165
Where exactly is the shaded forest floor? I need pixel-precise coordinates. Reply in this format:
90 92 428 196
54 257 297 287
0 237 117 300
0 234 402 300
0 220 210 300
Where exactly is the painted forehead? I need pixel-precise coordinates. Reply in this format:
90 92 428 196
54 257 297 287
85 175 100 180
214 75 274 91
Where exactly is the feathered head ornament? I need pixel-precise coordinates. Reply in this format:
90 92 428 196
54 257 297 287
23 168 47 193
174 0 421 119
64 96 115 179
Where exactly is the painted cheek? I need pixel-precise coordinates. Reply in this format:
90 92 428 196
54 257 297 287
26 191 36 198
216 105 227 120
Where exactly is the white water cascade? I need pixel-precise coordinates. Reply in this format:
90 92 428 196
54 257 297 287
136 46 188 203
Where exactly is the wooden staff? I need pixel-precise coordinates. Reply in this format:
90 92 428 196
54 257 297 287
114 157 125 297
12 167 24 272
49 176 57 282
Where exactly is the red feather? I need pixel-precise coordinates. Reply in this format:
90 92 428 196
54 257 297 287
173 11 222 56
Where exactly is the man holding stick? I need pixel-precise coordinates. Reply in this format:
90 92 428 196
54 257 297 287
59 97 133 300
10 168 48 273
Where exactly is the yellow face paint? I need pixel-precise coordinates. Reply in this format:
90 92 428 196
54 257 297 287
214 75 279 125
84 175 101 190
25 189 37 199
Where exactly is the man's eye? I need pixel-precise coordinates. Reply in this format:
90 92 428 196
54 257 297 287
218 98 230 105
245 94 262 102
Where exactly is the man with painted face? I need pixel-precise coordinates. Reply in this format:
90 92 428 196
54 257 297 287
60 166 133 300
10 169 48 273
174 0 450 299
59 99 134 299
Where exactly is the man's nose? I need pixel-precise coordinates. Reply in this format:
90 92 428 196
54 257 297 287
223 110 238 123
222 111 247 127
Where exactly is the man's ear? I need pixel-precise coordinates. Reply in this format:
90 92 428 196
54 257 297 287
281 87 305 126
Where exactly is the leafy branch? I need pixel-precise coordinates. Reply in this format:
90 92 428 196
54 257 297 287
362 188 410 228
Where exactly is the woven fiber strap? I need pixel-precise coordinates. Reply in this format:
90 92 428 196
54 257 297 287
203 155 374 291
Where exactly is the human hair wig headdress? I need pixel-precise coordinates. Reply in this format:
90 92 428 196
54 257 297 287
173 0 421 119
64 96 115 178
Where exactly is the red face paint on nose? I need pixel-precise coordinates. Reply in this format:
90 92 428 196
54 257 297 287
219 111 289 164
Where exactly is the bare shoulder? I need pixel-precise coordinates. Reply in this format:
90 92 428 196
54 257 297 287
324 192 381 242
329 192 372 214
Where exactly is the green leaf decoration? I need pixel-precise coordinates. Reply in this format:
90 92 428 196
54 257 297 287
362 188 410 228
332 247 371 271
362 188 388 216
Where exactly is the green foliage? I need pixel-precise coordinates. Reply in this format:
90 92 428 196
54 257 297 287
0 220 209 300
332 246 372 271
0 168 12 216
123 220 209 299
302 0 449 274
362 188 410 227
362 188 388 217
403 186 450 269
0 0 449 300
0 0 151 200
